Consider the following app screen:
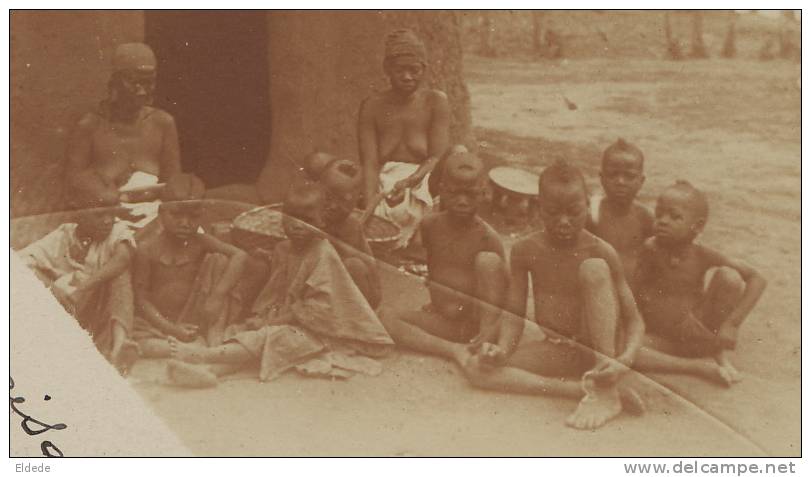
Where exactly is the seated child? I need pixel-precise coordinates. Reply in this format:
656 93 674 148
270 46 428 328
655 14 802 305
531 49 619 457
586 138 653 278
633 180 766 385
380 150 508 355
19 174 138 373
132 173 250 357
165 182 394 386
380 155 645 430
320 158 382 308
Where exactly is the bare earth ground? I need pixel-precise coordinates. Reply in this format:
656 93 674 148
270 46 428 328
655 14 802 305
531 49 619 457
126 56 800 456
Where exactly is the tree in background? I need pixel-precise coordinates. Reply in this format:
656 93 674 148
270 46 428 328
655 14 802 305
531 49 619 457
760 10 799 62
689 11 708 59
721 10 737 59
778 10 800 60
532 11 544 57
664 11 683 60
479 13 496 57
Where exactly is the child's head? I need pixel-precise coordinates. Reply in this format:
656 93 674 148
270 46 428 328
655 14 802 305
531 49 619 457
282 181 325 248
600 138 645 204
383 29 426 96
303 151 338 181
439 151 486 220
538 159 589 246
654 180 709 246
320 159 362 227
159 173 206 242
69 170 122 242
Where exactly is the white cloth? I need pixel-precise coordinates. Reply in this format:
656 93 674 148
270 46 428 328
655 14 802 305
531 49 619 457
18 221 135 293
589 192 605 225
373 162 433 248
120 172 160 229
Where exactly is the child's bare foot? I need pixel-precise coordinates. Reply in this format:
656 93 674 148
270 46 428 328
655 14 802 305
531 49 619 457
566 372 622 430
717 364 743 385
166 360 218 388
114 340 140 376
168 336 206 364
618 384 646 416
451 343 474 368
715 351 743 385
696 360 739 387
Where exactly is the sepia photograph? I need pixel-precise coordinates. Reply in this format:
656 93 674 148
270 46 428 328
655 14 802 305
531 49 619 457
8 8 802 459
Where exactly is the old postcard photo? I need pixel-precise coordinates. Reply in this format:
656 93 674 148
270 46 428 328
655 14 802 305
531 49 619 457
8 9 801 458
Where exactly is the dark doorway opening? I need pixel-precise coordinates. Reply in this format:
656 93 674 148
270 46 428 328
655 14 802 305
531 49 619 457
145 11 270 188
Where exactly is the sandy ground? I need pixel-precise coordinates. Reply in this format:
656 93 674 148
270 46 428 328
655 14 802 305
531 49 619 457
130 270 768 457
123 56 799 456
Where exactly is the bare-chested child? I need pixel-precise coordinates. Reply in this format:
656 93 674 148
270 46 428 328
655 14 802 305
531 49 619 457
66 42 181 197
320 159 382 308
132 174 249 357
358 28 450 247
379 151 507 358
633 180 766 385
586 139 653 278
19 172 138 374
165 183 393 387
381 155 644 429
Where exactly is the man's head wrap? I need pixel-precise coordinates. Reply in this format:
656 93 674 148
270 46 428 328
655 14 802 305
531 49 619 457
384 29 427 63
112 43 157 73
161 174 206 202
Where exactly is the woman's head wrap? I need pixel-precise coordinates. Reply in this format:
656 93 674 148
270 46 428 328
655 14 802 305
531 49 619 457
384 29 426 63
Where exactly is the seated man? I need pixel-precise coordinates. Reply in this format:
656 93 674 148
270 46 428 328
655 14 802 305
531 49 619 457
320 159 381 308
166 182 393 387
381 155 645 430
132 174 249 357
633 180 766 385
586 138 653 279
18 172 138 374
358 28 451 248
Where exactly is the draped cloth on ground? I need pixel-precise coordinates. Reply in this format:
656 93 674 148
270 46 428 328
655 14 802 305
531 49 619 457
373 161 433 248
230 238 393 381
17 221 136 358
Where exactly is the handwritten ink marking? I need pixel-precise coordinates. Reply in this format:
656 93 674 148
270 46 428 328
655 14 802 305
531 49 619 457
40 441 64 458
9 377 66 457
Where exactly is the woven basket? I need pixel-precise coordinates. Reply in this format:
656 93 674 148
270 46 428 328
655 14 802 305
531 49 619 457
231 204 287 252
360 210 400 257
232 204 400 256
